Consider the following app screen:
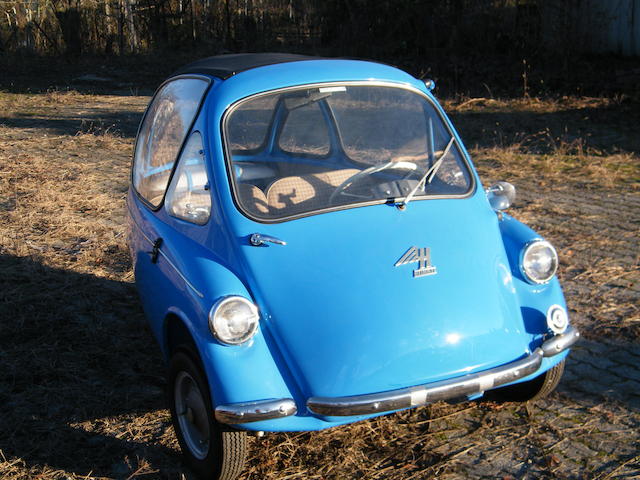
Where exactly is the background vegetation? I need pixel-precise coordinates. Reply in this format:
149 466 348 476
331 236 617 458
1 0 639 97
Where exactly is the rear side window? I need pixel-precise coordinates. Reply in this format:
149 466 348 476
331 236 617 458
133 77 209 207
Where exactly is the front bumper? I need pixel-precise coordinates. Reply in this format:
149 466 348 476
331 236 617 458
216 326 579 424
215 398 297 424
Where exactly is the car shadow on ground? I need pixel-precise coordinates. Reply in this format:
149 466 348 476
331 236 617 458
0 109 144 138
0 253 184 478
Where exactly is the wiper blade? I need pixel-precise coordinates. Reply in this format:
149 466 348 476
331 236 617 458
398 136 455 209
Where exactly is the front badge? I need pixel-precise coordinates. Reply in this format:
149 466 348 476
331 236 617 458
395 247 437 278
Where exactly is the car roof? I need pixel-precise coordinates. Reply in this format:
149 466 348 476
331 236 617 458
170 53 324 80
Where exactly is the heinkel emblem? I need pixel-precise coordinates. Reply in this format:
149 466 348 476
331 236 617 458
395 247 437 278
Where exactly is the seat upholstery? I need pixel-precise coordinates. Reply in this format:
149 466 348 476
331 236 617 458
237 183 269 216
266 169 359 216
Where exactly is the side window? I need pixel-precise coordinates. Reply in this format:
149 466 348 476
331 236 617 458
133 78 209 207
278 101 330 156
165 132 211 225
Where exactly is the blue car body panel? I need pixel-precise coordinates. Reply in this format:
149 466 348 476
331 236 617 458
127 57 571 432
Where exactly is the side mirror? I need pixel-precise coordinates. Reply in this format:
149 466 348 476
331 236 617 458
486 181 516 211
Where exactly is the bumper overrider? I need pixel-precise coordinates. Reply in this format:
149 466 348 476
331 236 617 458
214 326 579 424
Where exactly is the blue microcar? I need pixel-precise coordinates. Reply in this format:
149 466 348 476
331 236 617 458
127 53 579 480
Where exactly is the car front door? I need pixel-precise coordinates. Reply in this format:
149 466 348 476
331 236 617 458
127 76 210 343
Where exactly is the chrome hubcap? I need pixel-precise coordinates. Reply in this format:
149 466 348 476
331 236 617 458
175 371 210 460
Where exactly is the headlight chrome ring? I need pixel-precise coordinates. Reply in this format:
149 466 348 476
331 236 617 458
520 239 558 285
209 296 259 345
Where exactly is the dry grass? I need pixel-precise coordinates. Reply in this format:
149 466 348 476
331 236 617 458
446 95 640 189
0 91 639 479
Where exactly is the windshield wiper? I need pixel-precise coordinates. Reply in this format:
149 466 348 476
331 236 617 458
397 136 455 210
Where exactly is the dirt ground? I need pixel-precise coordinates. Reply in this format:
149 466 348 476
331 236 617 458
0 89 638 479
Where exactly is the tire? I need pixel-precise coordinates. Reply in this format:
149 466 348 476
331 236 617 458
168 350 247 480
488 359 565 402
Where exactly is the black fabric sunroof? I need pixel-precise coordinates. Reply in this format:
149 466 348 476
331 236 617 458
170 53 321 80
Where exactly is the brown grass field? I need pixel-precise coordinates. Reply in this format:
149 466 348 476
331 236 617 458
0 89 639 479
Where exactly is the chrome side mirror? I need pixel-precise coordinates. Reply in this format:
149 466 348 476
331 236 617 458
423 79 436 91
486 181 516 211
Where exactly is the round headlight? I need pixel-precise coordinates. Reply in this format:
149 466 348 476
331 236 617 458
520 240 558 284
547 304 568 334
209 296 259 345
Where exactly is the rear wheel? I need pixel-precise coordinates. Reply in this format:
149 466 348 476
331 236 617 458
169 350 247 480
488 360 565 402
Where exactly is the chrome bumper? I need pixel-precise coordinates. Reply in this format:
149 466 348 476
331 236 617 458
215 398 297 424
215 326 579 423
307 326 580 417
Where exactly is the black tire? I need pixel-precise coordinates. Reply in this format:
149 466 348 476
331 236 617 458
168 350 247 480
488 359 565 402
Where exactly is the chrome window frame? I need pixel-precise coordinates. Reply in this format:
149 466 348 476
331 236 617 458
221 81 477 224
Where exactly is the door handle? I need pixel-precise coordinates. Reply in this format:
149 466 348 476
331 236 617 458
249 233 286 247
148 238 163 263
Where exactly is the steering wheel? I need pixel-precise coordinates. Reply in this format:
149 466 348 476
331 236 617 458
329 161 418 205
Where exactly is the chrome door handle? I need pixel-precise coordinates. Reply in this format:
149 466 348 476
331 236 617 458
249 233 287 247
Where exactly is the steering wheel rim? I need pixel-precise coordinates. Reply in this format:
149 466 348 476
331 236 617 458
329 161 418 204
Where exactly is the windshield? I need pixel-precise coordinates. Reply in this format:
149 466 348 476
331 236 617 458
224 84 472 220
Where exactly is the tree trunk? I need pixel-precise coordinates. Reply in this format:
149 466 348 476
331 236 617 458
122 0 137 52
55 7 82 57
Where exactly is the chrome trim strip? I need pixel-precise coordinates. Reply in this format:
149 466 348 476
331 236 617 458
157 249 205 298
129 212 205 298
215 398 297 424
307 327 579 417
541 325 580 357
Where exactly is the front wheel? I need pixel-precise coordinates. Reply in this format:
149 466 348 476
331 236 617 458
169 350 247 480
488 359 565 402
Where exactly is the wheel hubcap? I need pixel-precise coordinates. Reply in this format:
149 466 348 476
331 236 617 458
175 371 210 460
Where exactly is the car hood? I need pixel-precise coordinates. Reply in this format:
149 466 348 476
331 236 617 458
235 197 529 400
